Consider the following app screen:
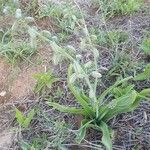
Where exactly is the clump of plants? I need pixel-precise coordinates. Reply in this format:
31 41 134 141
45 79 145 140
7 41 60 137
90 29 129 47
0 8 38 64
38 1 81 33
37 27 150 149
33 71 59 94
97 0 143 18
0 7 55 64
0 0 18 15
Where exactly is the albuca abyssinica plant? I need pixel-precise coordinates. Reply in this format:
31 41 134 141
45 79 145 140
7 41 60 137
29 15 150 149
47 62 150 150
45 42 150 150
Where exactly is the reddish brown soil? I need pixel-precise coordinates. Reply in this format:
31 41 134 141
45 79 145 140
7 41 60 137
0 46 52 103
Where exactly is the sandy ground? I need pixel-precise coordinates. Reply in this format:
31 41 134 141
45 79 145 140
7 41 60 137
0 46 52 103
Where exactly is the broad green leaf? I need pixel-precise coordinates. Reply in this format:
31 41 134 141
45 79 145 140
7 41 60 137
76 119 93 144
47 102 86 115
99 121 112 150
23 109 35 128
80 90 90 103
112 85 134 98
102 90 137 122
68 64 94 117
134 64 150 81
98 76 133 103
15 108 25 125
139 88 150 97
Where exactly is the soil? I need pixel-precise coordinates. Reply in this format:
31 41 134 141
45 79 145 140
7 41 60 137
0 46 52 103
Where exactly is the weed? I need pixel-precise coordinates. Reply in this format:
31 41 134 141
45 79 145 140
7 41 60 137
42 36 150 150
33 71 59 93
91 29 129 48
134 64 150 81
0 9 38 64
48 62 150 150
15 108 35 128
38 1 81 33
141 38 150 56
97 0 143 18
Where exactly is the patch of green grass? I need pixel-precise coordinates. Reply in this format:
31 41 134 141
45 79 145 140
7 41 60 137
0 42 35 64
0 8 51 64
97 0 143 18
90 29 129 48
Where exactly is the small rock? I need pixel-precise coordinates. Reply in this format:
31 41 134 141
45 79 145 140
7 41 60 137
0 91 6 97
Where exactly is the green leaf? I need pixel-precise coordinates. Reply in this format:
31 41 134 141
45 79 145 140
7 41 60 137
112 85 134 98
68 64 94 117
141 38 150 55
23 109 35 128
15 108 25 126
47 102 86 115
33 71 59 93
99 121 112 150
98 76 133 103
138 88 150 100
76 119 93 144
102 90 137 122
134 64 150 81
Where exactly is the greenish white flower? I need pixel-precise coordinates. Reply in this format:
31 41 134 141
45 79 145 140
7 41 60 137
25 17 35 22
89 89 95 99
92 71 102 78
15 9 22 19
3 6 10 14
